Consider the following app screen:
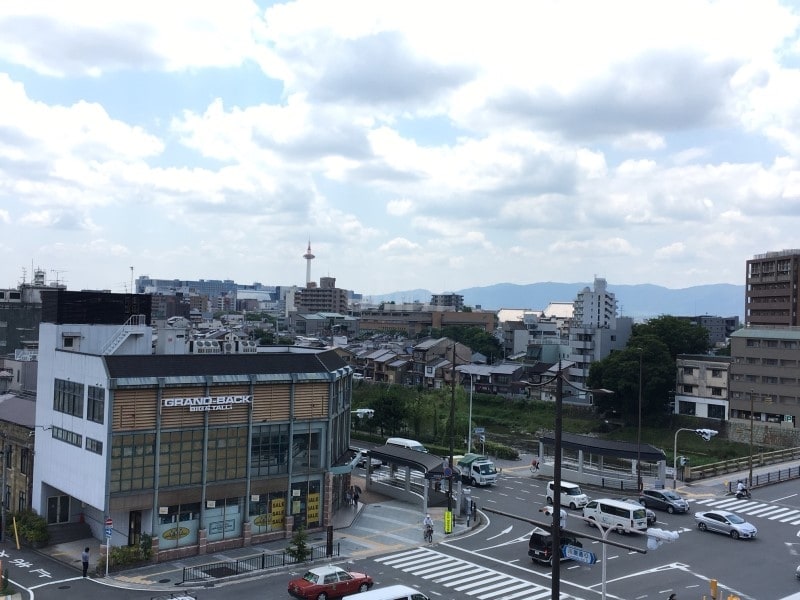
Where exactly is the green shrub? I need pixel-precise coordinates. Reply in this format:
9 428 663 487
12 509 49 545
286 526 311 563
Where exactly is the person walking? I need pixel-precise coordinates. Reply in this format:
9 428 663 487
81 547 90 578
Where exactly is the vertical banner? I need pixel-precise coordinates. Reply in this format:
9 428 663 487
444 510 453 534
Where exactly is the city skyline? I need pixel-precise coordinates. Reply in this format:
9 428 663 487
2 1 800 295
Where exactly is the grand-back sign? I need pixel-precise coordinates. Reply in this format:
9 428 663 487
163 395 252 412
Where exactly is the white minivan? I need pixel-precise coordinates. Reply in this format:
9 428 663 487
582 498 648 532
546 481 589 509
385 437 429 453
343 584 430 600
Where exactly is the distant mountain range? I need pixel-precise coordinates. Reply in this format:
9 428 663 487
367 282 746 320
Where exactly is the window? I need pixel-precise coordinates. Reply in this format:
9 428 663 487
682 384 694 394
708 404 725 419
86 438 103 455
20 448 29 475
17 491 26 513
87 385 105 424
53 378 84 417
682 367 694 376
711 369 723 378
711 387 723 396
52 426 82 448
110 432 156 493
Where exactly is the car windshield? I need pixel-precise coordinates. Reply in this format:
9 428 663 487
479 463 495 474
302 572 320 584
726 513 746 524
663 491 681 500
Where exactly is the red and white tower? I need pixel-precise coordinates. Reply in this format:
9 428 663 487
303 240 315 285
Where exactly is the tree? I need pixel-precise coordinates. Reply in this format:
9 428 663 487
631 315 710 359
286 526 311 563
587 339 674 424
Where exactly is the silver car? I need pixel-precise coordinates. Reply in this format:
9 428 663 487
694 510 757 540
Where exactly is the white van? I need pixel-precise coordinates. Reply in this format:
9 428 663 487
546 481 589 509
582 498 648 532
343 584 430 600
385 437 429 453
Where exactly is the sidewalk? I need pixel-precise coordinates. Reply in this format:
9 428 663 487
37 483 481 593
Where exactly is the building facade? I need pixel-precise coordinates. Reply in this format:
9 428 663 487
746 249 800 327
33 291 355 562
674 354 732 420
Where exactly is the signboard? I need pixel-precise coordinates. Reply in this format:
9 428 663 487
474 427 485 434
563 545 596 565
105 517 113 539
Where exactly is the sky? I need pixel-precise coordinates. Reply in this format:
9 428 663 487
2 1 800 298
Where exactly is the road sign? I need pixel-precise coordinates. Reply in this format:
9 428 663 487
105 517 113 539
443 467 453 477
563 545 596 565
474 427 485 434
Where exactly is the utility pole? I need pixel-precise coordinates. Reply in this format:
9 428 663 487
448 344 456 516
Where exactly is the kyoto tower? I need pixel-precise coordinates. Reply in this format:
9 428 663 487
303 240 315 285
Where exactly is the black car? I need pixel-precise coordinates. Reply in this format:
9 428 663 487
620 497 657 526
640 489 690 514
528 526 582 566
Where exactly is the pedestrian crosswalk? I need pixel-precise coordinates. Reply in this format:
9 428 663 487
374 547 585 600
692 497 800 524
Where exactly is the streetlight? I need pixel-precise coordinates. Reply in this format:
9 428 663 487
673 428 718 488
749 389 754 490
636 347 643 493
467 371 474 454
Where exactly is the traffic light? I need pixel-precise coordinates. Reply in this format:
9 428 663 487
678 456 689 466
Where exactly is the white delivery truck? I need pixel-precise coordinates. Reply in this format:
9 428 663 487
456 453 498 487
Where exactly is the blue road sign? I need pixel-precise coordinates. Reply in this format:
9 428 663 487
474 427 485 434
563 545 596 565
105 526 113 538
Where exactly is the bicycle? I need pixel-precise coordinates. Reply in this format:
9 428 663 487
529 459 540 474
423 524 433 543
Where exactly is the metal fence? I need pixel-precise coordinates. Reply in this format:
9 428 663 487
181 542 340 584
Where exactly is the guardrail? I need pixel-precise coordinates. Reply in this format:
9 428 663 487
181 542 339 584
686 446 800 482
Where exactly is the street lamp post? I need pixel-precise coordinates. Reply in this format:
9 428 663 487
673 428 718 488
749 389 754 489
636 348 643 493
467 372 474 454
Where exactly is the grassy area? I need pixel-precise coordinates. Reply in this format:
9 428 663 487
352 385 752 466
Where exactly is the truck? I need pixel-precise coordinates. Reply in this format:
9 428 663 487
456 453 498 487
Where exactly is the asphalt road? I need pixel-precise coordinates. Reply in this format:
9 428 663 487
16 462 800 600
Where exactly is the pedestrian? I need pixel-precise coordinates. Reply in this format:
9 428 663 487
353 488 360 507
81 546 90 577
345 489 353 507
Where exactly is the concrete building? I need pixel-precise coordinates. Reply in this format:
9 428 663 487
676 315 740 347
566 278 633 388
32 290 355 562
746 249 800 327
674 354 732 420
729 326 800 429
430 293 464 311
295 277 350 314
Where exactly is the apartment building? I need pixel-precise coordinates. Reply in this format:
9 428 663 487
674 354 732 419
746 249 800 327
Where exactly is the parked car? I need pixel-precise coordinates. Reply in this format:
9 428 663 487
694 510 757 540
528 526 583 566
353 448 382 469
288 565 374 600
640 489 690 514
620 497 657 526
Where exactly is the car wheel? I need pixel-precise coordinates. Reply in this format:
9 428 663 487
358 583 370 593
698 522 707 531
316 593 328 600
731 530 740 540
546 497 553 505
471 478 477 486
569 502 577 510
587 517 596 528
667 506 675 514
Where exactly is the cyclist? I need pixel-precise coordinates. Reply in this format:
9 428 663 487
530 457 540 472
423 514 434 542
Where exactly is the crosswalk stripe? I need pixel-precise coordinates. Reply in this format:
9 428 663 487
375 547 584 599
